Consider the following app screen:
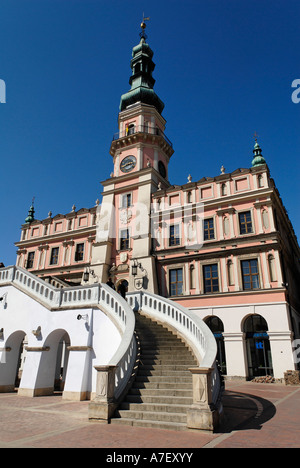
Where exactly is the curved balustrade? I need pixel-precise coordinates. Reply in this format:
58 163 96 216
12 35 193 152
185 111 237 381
127 291 221 408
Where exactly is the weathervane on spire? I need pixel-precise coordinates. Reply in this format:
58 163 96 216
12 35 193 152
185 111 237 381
140 14 150 39
254 131 259 142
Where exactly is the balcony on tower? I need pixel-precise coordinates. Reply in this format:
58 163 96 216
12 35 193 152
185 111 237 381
110 121 174 159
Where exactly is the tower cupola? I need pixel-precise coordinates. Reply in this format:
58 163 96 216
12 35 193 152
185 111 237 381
252 136 266 167
25 201 35 224
120 23 164 114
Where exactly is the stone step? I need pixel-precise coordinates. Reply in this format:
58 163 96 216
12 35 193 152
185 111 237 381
119 401 190 414
110 417 188 431
133 381 192 390
115 409 187 424
137 369 192 377
128 387 193 398
139 358 196 365
139 349 193 357
125 394 193 405
135 375 192 383
138 363 193 371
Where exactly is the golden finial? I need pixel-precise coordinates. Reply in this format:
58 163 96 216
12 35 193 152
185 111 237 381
141 14 150 30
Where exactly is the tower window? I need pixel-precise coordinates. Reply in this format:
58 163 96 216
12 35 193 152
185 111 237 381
126 123 135 136
169 225 180 246
121 193 132 208
120 229 130 251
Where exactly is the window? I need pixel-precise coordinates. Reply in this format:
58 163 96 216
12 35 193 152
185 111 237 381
50 247 59 265
75 243 84 262
169 225 180 246
204 218 215 240
121 193 132 208
120 229 130 250
241 259 260 290
239 211 253 235
127 123 135 135
169 268 183 296
27 252 35 269
203 264 219 293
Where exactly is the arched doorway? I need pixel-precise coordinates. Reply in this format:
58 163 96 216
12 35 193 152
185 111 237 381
244 314 273 378
204 316 227 375
0 330 26 392
35 329 71 395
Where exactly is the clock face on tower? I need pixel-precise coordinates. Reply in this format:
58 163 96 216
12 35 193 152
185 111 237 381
120 155 137 173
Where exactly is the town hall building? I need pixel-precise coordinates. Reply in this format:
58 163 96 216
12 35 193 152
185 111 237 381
1 22 300 431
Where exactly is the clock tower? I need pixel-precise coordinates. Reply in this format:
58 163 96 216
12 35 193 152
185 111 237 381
90 23 174 292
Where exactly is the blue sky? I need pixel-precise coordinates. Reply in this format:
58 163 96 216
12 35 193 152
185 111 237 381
0 0 299 266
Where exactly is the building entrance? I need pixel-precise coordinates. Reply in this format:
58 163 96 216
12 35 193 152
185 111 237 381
244 315 273 378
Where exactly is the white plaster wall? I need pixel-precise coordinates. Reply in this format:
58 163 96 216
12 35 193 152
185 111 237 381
0 285 121 398
190 301 295 379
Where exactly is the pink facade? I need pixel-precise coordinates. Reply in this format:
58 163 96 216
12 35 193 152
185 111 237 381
16 207 97 285
14 30 300 380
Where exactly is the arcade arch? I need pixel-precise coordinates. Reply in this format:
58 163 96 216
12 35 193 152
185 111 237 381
204 316 227 375
243 314 273 378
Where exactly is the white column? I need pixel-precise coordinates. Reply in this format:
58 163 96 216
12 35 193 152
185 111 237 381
223 332 247 378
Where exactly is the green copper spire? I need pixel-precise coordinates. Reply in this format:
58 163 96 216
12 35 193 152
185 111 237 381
119 22 165 114
251 134 266 167
25 199 35 224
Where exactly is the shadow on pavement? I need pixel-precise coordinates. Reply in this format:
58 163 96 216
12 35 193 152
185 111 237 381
217 389 276 434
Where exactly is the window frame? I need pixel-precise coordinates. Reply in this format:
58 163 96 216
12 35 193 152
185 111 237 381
203 218 215 240
120 228 130 251
121 192 132 209
74 243 85 262
203 263 219 293
27 251 35 269
169 224 181 247
238 210 253 235
169 267 184 296
50 247 60 266
241 259 260 290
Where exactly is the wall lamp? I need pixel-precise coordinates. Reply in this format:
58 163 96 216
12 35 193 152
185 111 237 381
77 314 89 322
83 268 98 283
131 259 141 277
0 328 3 339
0 293 8 308
131 259 147 277
32 326 41 337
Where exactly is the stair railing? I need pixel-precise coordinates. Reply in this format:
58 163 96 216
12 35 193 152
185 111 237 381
127 291 223 430
0 266 136 405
